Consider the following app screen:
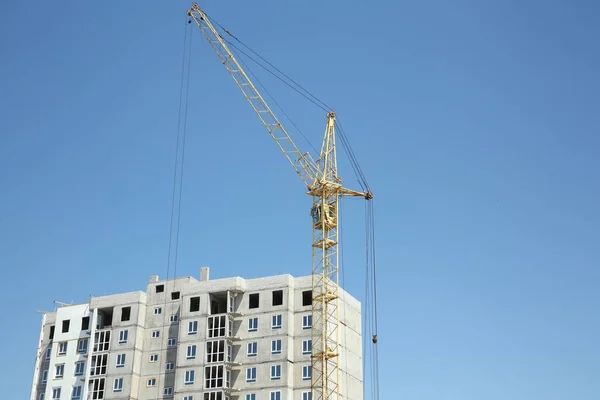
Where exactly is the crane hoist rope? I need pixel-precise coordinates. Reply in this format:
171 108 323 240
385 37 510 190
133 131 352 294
157 14 194 400
186 4 380 400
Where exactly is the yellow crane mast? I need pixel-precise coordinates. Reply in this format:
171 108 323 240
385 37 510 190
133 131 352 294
187 4 372 400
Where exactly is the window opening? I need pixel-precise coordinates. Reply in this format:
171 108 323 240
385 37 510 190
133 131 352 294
190 296 200 312
272 290 283 306
302 290 312 306
121 307 131 322
249 293 259 309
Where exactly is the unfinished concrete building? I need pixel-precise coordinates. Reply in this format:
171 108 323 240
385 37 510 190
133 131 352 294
29 268 362 400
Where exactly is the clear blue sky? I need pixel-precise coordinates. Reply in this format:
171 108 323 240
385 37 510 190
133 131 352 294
1 0 599 398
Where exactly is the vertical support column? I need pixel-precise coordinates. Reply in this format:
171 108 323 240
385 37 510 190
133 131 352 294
82 307 98 400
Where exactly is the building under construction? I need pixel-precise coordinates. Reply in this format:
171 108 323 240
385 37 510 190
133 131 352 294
30 268 363 400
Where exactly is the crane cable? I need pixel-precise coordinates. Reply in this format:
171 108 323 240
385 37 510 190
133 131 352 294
206 11 371 195
225 40 319 155
206 12 332 113
156 16 193 400
364 199 380 400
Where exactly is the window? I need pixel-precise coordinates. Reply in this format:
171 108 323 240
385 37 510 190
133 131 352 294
94 331 111 352
168 337 176 347
164 387 174 395
185 370 195 385
188 321 198 335
246 395 256 400
166 362 175 371
246 367 256 383
204 365 225 388
270 391 281 400
204 393 228 400
303 315 312 329
271 339 282 354
91 354 108 376
187 345 197 359
77 338 88 354
154 307 162 315
206 340 225 363
247 342 257 357
42 369 48 383
248 317 258 332
45 348 51 360
249 293 259 309
184 397 194 400
150 354 158 362
39 393 44 400
120 306 131 322
303 365 312 380
90 378 105 399
190 296 200 312
58 341 67 356
156 284 164 293
207 315 227 338
147 378 156 387
72 385 82 400
270 364 281 380
74 361 85 376
303 392 312 400
49 326 55 340
81 316 90 330
171 291 180 300
272 290 283 306
302 290 312 306
55 364 64 379
303 340 312 355
62 319 70 333
118 329 128 344
113 378 123 392
272 314 282 329
116 354 126 368
151 330 160 338
52 388 61 400
170 314 178 323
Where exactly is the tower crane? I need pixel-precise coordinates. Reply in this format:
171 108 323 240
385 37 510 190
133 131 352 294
187 4 373 400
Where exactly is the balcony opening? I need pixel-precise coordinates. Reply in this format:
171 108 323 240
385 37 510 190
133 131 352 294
97 307 113 329
210 293 227 315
